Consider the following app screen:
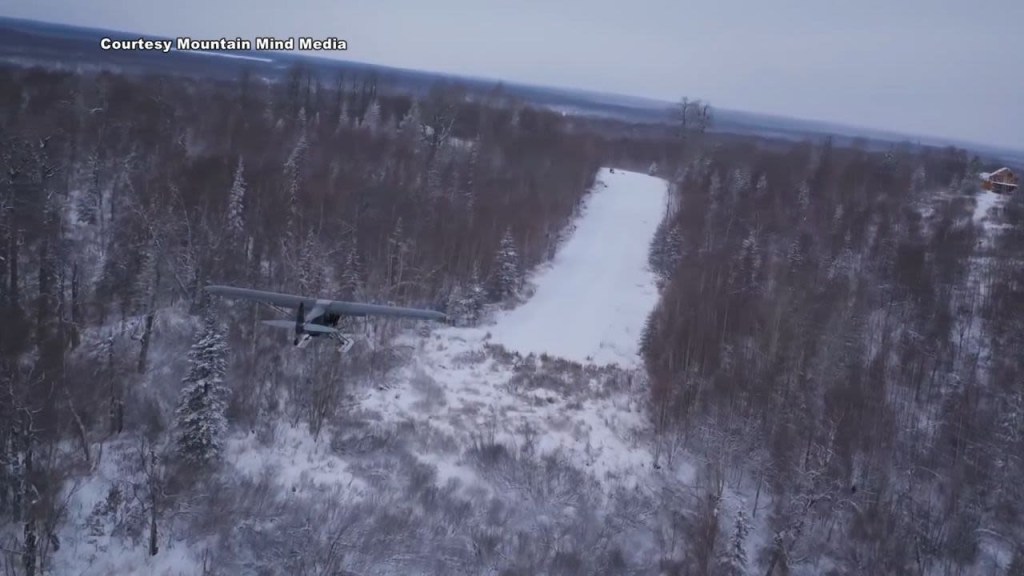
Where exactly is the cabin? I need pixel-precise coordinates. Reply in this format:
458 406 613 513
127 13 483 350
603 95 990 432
980 167 1019 194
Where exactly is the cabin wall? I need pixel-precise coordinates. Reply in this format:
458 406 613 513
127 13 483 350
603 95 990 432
981 169 1018 194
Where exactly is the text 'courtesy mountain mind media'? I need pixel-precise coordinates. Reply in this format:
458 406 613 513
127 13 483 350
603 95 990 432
98 36 348 53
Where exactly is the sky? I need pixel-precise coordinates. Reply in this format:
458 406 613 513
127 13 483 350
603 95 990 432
4 0 1023 150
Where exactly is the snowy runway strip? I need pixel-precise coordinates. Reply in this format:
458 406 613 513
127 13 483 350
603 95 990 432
490 168 667 368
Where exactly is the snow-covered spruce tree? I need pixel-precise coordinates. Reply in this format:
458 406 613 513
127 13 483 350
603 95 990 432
361 100 381 133
509 107 522 131
132 236 160 314
729 167 751 198
754 173 768 198
134 235 161 373
949 173 963 194
387 217 410 289
465 145 479 193
298 230 324 295
446 285 468 327
639 309 659 360
911 166 928 194
76 152 102 225
963 154 982 192
1006 548 1024 576
335 99 350 131
398 100 421 140
464 264 486 324
797 180 811 218
425 155 444 200
662 224 682 276
340 241 363 300
491 228 521 301
226 157 246 248
175 313 229 466
648 219 668 278
649 215 682 281
729 228 762 294
718 510 750 576
283 133 308 258
447 267 486 327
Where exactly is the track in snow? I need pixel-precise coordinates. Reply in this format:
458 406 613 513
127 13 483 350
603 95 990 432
489 168 667 368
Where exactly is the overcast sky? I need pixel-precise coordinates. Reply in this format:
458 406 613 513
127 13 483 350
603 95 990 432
5 0 1023 150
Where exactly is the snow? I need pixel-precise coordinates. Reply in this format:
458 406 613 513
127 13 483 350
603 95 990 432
490 168 667 368
360 327 655 491
355 169 670 491
52 439 210 576
448 136 476 150
973 190 1003 224
225 424 366 493
960 186 1017 570
58 540 200 576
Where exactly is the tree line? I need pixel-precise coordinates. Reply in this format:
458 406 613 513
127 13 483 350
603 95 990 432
642 136 1024 574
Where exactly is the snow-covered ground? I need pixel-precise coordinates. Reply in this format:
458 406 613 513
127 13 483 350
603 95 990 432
360 168 671 489
916 186 1012 569
361 326 657 490
53 438 210 576
973 189 1003 224
52 168 686 573
967 189 1013 567
490 169 666 368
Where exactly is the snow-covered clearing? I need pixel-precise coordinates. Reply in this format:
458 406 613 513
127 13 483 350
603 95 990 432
490 169 665 368
973 189 1003 224
362 326 654 490
360 168 669 490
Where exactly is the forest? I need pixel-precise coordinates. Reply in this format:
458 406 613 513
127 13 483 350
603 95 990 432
1 61 1022 575
643 137 1024 574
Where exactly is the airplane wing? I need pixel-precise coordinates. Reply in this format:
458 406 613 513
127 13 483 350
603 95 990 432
205 285 446 321
326 300 446 321
206 285 314 308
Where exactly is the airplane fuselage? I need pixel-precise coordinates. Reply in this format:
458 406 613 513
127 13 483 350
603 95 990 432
293 311 342 345
310 312 342 330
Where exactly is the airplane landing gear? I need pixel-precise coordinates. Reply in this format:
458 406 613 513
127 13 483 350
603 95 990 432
334 333 355 353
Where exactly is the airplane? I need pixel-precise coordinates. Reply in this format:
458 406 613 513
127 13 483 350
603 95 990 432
205 285 446 352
